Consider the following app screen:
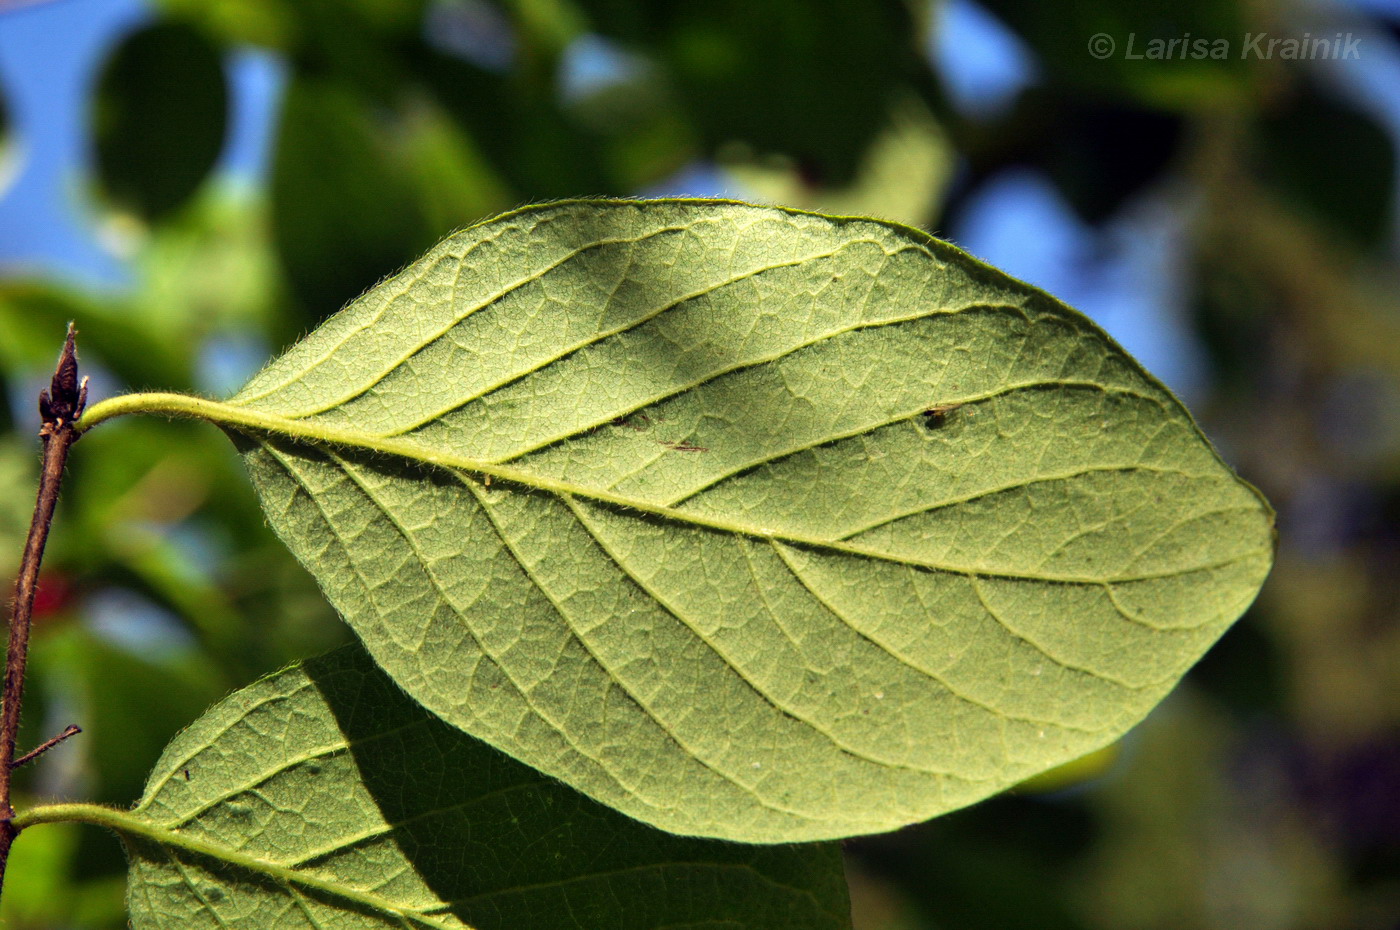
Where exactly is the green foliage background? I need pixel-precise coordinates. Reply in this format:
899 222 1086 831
0 0 1397 927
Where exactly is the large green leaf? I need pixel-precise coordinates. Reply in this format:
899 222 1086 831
20 646 850 929
80 199 1275 841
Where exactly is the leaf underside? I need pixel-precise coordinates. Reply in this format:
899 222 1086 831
210 199 1271 841
124 645 851 929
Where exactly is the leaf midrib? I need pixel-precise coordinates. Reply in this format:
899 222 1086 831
268 443 844 825
17 804 466 930
27 802 832 930
79 392 1257 587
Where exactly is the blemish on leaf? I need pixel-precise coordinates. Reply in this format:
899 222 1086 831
611 413 652 432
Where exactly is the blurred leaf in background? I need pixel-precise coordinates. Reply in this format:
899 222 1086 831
93 20 229 222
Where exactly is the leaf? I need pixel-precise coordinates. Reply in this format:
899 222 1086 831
974 0 1254 109
43 645 849 929
82 199 1275 841
1256 80 1396 249
270 80 439 319
722 95 952 229
93 21 228 221
575 0 924 183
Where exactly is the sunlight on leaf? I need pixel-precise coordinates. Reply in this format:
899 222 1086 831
81 199 1275 841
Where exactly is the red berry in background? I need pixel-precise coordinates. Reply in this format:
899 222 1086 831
30 571 72 619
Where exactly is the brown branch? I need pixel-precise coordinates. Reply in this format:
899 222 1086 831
11 725 82 771
0 324 86 898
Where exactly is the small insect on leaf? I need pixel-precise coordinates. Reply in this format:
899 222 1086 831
922 402 965 430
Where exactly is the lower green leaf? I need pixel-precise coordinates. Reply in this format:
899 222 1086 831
37 646 851 929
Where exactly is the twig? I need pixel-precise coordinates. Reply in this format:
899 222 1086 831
11 725 82 771
0 323 87 898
